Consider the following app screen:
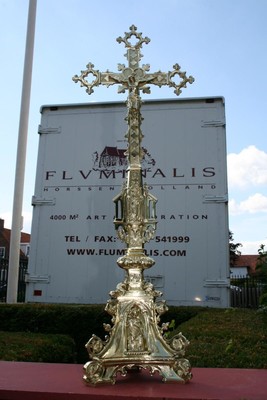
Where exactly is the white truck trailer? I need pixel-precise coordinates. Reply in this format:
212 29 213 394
26 97 229 307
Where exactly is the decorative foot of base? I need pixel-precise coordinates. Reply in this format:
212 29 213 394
83 358 192 386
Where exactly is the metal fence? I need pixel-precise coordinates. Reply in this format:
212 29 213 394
0 258 28 302
230 275 265 308
0 261 265 307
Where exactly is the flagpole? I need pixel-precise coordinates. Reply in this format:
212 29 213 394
7 0 37 303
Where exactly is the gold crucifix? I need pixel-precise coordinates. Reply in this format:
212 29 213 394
73 24 194 96
73 25 194 386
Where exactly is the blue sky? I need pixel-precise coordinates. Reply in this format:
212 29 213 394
1 0 267 254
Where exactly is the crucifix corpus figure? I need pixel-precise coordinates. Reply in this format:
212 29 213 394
73 25 194 386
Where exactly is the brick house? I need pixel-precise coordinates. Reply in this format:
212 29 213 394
0 219 30 259
230 254 258 277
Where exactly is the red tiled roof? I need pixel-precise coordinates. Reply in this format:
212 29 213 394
1 228 30 243
21 231 31 243
234 255 258 273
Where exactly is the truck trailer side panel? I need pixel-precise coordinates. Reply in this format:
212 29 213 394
26 97 229 307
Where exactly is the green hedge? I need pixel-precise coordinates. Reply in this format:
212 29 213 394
260 292 267 307
0 304 110 362
0 331 76 363
0 304 195 363
177 308 267 369
3 304 265 368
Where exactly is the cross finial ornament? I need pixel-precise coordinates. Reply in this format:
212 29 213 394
116 24 150 48
73 26 194 386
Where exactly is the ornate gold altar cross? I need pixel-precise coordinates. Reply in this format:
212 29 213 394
73 25 194 386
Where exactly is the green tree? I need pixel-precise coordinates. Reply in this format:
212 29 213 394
256 244 267 279
256 244 267 305
229 230 242 267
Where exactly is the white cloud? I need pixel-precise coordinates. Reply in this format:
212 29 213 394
241 239 267 255
229 199 240 215
227 145 267 188
229 193 267 215
21 212 32 233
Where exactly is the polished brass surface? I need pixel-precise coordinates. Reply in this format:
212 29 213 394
73 25 194 386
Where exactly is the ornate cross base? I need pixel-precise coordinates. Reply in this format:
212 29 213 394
83 259 192 386
84 356 191 386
